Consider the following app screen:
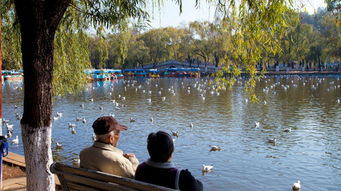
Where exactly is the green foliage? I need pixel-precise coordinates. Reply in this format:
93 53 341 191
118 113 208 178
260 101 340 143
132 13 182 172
1 0 339 98
53 12 91 96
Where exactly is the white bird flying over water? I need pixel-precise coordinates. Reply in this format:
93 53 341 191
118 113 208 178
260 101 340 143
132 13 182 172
254 122 260 128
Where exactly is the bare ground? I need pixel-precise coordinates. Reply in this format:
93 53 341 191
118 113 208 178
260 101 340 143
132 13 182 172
2 163 26 179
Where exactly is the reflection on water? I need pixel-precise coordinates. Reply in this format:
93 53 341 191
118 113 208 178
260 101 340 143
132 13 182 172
3 76 341 191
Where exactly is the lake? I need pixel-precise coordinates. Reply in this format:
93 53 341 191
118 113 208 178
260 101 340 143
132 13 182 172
3 76 341 191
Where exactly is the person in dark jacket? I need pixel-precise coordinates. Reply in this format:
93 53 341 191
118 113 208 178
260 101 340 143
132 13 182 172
135 131 203 191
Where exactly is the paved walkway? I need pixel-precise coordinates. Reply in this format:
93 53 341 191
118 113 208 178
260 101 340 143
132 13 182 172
2 152 61 191
2 177 26 191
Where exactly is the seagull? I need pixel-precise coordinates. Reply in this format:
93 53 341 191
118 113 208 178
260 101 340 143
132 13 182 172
6 124 14 131
209 145 221 152
72 158 80 166
56 142 63 149
3 119 9 125
71 128 76 134
337 99 340 104
6 130 12 138
283 128 291 133
130 117 136 123
254 122 260 128
11 136 19 145
92 134 97 141
53 116 59 121
99 106 103 110
292 180 301 191
76 117 83 121
82 118 87 124
268 138 277 144
147 98 152 103
171 131 179 137
56 112 63 117
190 122 193 128
202 165 213 173
150 117 154 123
161 97 166 101
80 104 85 108
68 123 76 128
89 98 94 102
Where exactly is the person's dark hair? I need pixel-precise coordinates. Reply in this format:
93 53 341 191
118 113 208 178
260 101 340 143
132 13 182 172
147 131 174 162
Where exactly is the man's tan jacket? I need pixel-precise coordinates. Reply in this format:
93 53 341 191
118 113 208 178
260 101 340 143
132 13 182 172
80 141 139 178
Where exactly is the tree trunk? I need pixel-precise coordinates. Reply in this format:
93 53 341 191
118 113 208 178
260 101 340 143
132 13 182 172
14 0 70 190
21 125 54 190
0 17 3 136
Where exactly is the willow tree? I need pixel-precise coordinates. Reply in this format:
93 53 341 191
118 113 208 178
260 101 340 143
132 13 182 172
3 0 300 190
12 0 147 190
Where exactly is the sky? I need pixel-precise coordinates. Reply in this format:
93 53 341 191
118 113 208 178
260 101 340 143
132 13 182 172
149 0 327 28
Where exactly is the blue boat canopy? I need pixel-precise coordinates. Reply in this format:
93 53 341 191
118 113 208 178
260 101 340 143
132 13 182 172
147 69 159 73
123 69 145 72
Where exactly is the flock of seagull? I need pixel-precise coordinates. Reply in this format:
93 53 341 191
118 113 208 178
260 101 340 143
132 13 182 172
4 76 340 190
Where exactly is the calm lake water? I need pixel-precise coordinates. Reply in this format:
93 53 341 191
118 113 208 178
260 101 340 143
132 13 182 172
3 76 341 191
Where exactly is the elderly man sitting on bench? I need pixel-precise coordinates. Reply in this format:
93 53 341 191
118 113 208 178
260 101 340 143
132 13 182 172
80 116 139 178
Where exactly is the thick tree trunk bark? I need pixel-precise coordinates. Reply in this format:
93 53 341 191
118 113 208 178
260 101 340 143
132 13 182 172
0 17 3 136
21 125 54 190
14 0 70 190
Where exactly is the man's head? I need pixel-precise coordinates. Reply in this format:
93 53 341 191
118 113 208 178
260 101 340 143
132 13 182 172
147 131 174 162
92 116 128 146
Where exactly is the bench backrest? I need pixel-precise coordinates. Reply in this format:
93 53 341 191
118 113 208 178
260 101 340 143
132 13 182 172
50 162 176 191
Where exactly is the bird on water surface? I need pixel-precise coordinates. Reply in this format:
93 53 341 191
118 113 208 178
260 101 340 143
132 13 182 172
292 180 301 191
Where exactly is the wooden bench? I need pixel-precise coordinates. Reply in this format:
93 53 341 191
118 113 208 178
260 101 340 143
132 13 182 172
50 162 176 191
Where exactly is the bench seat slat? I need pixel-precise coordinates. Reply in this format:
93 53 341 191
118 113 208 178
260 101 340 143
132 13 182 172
51 162 176 191
64 173 136 191
67 182 99 191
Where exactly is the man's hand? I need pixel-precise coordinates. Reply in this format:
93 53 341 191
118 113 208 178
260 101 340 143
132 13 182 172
123 153 135 159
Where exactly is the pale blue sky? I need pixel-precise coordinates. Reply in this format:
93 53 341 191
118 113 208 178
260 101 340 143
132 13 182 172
149 0 327 28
